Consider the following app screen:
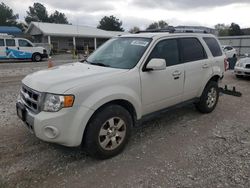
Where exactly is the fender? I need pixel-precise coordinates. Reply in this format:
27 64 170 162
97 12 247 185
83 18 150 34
80 85 142 120
197 65 224 97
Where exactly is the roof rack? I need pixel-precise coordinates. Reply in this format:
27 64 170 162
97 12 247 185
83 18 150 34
136 27 208 34
136 26 176 34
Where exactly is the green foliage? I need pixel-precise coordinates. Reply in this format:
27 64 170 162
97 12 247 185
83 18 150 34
25 3 49 24
228 23 243 36
25 2 69 24
129 26 140 33
146 20 168 30
97 15 124 31
0 2 19 26
49 11 69 24
215 23 244 36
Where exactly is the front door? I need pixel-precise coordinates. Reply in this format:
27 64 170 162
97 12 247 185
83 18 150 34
140 39 185 115
17 39 33 59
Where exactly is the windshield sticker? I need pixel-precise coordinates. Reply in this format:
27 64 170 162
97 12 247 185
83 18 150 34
131 40 149 47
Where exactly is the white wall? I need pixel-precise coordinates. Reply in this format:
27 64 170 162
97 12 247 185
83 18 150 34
219 36 250 56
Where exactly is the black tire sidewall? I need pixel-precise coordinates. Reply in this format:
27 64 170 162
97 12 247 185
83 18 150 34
196 81 219 113
84 105 132 159
32 53 41 62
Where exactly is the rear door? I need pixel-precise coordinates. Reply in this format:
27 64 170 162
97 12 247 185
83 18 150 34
180 37 212 101
140 38 185 115
0 39 6 59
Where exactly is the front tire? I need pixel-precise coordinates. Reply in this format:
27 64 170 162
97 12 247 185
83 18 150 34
236 75 243 79
83 105 132 159
195 81 219 113
32 53 42 62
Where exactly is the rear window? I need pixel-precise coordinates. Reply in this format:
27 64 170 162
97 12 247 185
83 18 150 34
6 39 15 47
179 38 207 63
0 39 4 46
203 37 222 57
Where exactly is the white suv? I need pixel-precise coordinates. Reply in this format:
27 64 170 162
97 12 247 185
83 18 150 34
16 33 226 159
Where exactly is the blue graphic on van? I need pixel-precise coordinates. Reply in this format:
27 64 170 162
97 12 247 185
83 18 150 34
2 48 33 59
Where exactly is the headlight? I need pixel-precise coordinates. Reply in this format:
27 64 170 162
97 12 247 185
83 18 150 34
43 93 74 112
235 61 243 67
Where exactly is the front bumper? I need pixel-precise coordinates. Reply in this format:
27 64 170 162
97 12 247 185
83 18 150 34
234 66 250 76
16 100 94 147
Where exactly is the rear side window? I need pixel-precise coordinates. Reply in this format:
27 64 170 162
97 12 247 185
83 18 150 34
203 37 222 57
147 39 179 67
0 39 4 46
6 39 16 47
179 38 207 63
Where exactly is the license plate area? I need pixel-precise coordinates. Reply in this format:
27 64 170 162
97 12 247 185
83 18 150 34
16 102 26 122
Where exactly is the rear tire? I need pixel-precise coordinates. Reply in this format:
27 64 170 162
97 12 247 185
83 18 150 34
195 81 219 113
32 53 42 62
83 104 132 159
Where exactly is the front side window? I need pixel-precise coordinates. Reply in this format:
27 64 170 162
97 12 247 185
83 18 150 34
18 39 33 47
0 39 4 46
6 39 15 47
203 37 222 57
87 37 152 69
180 38 207 63
147 39 180 67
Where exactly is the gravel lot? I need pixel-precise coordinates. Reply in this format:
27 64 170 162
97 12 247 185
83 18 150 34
0 60 250 188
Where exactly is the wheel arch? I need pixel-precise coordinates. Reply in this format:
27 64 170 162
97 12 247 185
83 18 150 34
198 74 221 97
81 99 137 145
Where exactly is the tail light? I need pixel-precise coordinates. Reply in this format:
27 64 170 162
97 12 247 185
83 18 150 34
224 58 229 71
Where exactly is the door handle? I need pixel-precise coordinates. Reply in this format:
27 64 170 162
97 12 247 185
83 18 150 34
17 47 20 50
172 70 181 77
5 47 8 50
202 64 209 69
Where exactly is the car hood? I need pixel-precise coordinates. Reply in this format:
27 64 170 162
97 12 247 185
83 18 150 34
238 57 250 65
22 62 128 93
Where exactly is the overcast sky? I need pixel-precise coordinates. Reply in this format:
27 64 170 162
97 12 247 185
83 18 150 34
2 0 250 30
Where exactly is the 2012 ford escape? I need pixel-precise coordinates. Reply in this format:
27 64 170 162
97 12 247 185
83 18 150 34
16 32 226 159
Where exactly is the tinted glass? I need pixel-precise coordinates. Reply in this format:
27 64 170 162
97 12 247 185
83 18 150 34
18 39 32 47
0 39 4 46
225 46 232 50
6 39 15 47
180 38 207 63
87 37 151 69
148 39 179 66
203 37 222 57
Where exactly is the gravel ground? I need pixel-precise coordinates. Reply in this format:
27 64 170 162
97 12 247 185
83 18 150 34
0 62 249 188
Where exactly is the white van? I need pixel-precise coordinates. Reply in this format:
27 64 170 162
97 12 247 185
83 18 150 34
0 34 48 62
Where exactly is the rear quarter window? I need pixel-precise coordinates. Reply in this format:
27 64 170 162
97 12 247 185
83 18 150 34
203 37 222 57
179 38 207 63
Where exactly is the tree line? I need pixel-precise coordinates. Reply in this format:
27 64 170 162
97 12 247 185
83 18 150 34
0 1 248 36
0 2 69 31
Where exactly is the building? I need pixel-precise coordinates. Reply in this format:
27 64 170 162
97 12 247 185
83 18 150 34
0 26 22 35
26 22 127 52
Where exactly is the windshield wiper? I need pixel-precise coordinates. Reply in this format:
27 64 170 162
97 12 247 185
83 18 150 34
89 62 110 67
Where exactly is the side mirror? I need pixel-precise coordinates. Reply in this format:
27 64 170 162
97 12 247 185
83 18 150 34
145 58 166 71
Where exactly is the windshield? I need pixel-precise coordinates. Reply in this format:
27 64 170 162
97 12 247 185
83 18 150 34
87 37 152 69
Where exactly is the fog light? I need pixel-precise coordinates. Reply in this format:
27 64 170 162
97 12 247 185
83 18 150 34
44 126 59 139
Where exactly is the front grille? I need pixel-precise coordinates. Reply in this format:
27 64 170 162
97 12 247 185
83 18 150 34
20 85 42 114
245 64 250 69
